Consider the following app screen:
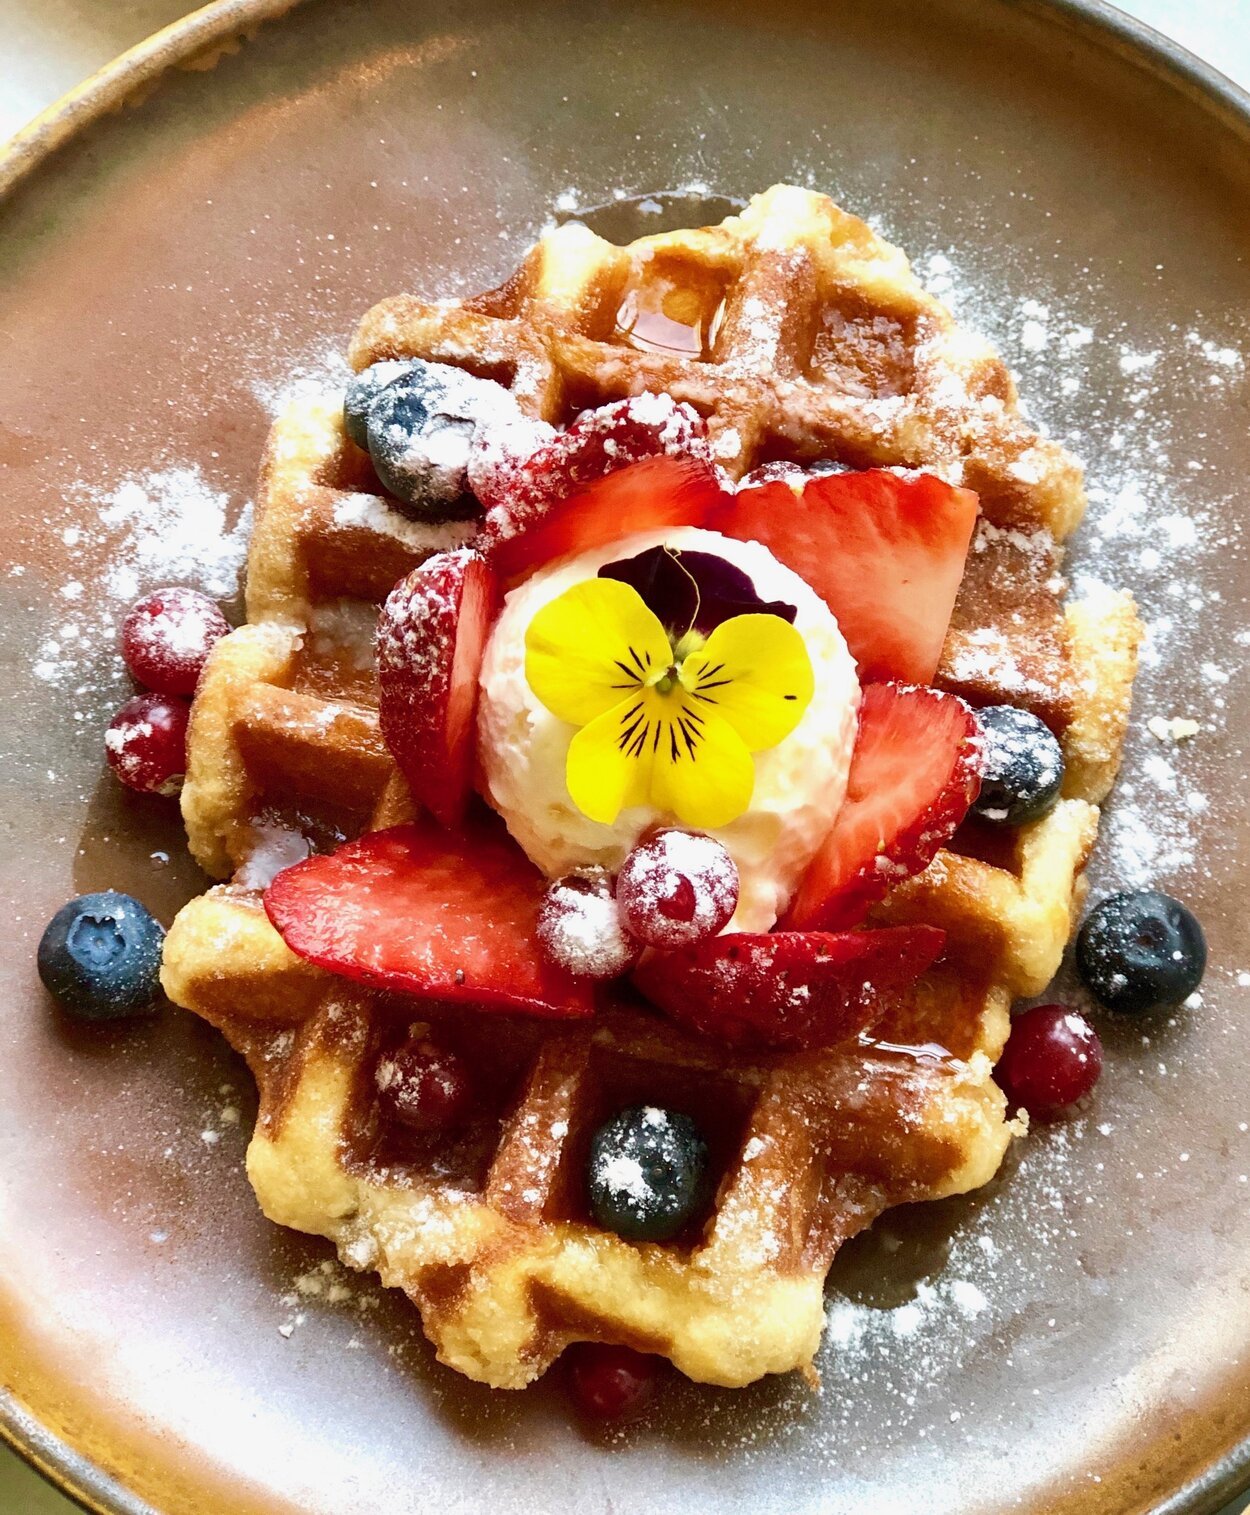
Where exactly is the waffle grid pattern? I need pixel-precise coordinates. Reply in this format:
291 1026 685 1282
162 186 1139 1388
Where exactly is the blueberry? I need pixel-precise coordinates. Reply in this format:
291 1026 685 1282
343 360 419 449
1076 890 1207 1014
587 1105 708 1242
37 892 165 1020
364 359 506 517
971 705 1065 826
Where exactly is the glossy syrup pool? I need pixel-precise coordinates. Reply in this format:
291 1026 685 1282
571 192 743 359
2 1 1250 1511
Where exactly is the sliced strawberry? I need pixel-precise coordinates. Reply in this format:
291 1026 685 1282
632 926 946 1051
783 683 983 932
376 548 498 829
710 468 979 684
264 818 595 1019
483 453 726 581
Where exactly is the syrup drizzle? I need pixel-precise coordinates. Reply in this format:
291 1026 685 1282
614 267 727 360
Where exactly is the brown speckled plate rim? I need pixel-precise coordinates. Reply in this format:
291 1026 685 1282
2 2 1249 1512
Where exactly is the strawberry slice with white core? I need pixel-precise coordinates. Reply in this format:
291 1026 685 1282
376 548 497 829
264 818 596 1018
783 682 984 932
483 452 726 582
710 468 979 684
632 925 947 1050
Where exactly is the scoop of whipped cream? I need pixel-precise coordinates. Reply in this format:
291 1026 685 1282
476 526 861 931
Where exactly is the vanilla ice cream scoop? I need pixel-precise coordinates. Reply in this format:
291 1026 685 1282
476 527 861 931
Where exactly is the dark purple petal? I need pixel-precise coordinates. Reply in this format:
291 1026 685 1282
599 546 796 635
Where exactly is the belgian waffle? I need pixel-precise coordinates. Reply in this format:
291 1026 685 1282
161 185 1141 1389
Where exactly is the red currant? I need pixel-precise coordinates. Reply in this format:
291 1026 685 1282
104 692 190 796
536 868 640 980
616 830 739 950
996 1004 1103 1119
375 1037 473 1132
566 1343 662 1421
121 587 230 696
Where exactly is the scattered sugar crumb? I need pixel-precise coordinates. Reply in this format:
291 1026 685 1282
1147 715 1201 743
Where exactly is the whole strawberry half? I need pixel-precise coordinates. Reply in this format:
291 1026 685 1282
483 452 726 582
783 683 983 932
710 468 979 684
632 925 947 1051
264 818 596 1019
376 548 498 829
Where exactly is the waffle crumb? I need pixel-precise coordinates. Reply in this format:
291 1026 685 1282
1147 715 1201 742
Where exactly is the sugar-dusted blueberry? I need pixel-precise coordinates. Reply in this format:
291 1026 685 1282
566 1342 663 1421
970 704 1065 827
536 867 640 981
375 1033 473 1132
343 359 419 449
616 830 739 950
121 586 230 696
587 1105 708 1242
37 892 165 1020
1076 890 1207 1014
365 359 514 516
104 691 190 796
995 1004 1103 1119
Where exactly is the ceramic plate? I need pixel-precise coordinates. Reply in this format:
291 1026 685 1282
2 1 1249 1510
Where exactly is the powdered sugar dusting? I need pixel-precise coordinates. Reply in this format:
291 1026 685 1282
250 344 353 418
97 468 252 606
708 220 1250 1460
916 245 1246 895
34 465 252 694
331 492 476 554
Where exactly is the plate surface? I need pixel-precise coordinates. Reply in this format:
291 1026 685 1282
2 1 1249 1511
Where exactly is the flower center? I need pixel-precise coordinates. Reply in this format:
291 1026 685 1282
646 628 707 697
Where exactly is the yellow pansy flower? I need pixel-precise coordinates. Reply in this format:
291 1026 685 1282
524 575 814 829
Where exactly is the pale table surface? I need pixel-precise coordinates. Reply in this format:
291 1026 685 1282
1 1 1248 1512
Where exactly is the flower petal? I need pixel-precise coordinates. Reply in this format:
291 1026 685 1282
679 613 814 750
565 692 657 824
599 545 797 634
648 695 756 829
525 578 672 727
564 685 756 830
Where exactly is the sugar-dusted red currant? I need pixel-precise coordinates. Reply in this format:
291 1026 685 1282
536 867 640 980
375 1035 473 1132
121 587 230 696
616 830 739 950
996 1004 1103 1119
104 692 190 796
